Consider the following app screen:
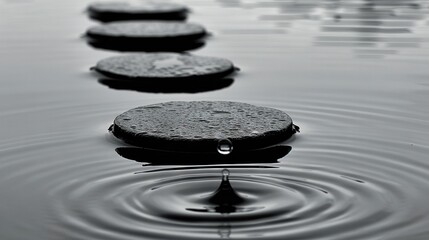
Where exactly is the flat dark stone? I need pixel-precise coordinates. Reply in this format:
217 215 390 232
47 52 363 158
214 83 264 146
112 101 296 152
86 21 206 43
87 2 189 22
94 53 235 81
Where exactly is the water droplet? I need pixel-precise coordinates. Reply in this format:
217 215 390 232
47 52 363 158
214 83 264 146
222 169 230 181
217 139 233 155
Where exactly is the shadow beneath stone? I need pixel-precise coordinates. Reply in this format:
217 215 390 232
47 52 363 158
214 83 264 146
98 77 234 93
88 11 188 23
87 38 206 52
116 145 292 165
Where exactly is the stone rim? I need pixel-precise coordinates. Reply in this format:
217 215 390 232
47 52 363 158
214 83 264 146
111 101 296 152
94 53 235 81
86 21 206 41
87 2 189 22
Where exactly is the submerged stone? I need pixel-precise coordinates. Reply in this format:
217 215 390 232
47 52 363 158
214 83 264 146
112 101 296 152
94 53 235 81
86 21 206 43
87 2 189 22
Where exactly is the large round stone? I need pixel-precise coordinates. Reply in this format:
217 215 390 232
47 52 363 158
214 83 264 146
87 2 189 22
112 101 296 152
94 53 235 80
86 21 206 42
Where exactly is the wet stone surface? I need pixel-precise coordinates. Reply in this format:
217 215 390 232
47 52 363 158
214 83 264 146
112 101 295 152
86 21 206 41
87 2 189 22
94 53 235 80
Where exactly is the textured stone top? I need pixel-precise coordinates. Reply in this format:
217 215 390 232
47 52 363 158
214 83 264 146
112 101 295 152
88 2 187 14
95 53 234 80
87 21 205 39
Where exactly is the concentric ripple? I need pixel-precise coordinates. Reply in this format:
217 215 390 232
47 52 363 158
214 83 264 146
1 92 429 239
49 161 429 240
1 0 429 239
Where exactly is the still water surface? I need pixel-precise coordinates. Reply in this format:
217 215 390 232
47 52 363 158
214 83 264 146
1 0 429 239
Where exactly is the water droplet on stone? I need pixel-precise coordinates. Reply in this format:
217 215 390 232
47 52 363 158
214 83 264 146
217 139 233 155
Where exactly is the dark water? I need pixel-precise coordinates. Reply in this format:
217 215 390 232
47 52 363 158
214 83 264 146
1 0 429 239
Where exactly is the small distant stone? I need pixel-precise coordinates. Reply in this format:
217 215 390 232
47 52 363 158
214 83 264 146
112 101 296 152
94 53 235 80
86 21 206 43
88 2 189 22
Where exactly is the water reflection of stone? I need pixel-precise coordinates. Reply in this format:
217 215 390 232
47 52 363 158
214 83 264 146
214 0 428 57
316 0 426 57
116 145 291 165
